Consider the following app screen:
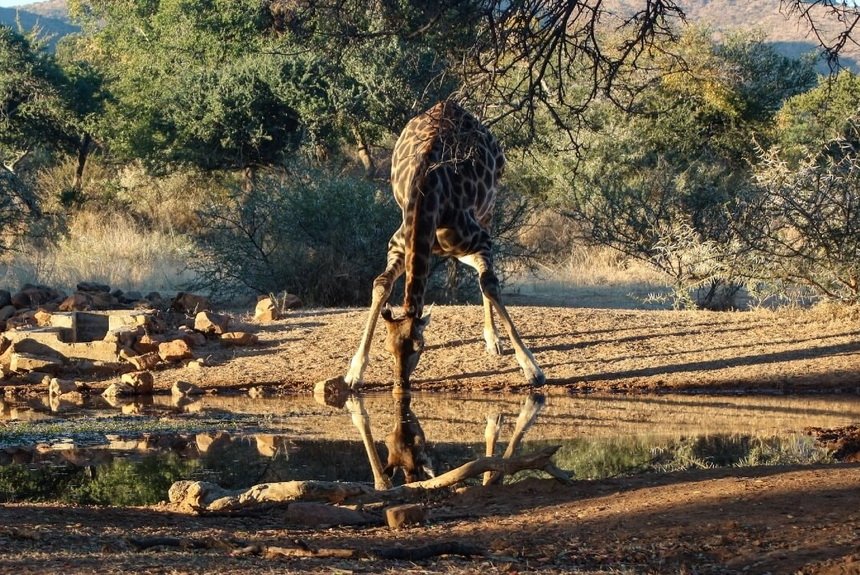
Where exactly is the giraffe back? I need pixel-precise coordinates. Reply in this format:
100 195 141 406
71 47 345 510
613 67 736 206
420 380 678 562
390 101 504 231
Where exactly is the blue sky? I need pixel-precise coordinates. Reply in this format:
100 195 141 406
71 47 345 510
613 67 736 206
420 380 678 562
0 1 37 7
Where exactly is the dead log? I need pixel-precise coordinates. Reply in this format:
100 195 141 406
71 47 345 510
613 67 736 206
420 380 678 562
169 446 562 515
168 479 373 514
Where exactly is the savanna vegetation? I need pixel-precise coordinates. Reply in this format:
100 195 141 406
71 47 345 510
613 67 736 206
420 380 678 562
2 0 860 309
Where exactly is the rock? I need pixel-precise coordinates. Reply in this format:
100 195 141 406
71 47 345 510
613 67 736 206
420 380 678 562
121 402 143 415
384 504 426 529
5 310 36 330
10 352 62 374
254 297 280 322
77 281 111 293
10 284 64 309
280 293 303 309
171 292 211 314
133 333 162 354
121 370 154 394
178 327 207 348
33 309 53 327
103 382 135 399
284 502 376 526
220 331 258 347
120 290 144 304
125 351 162 370
0 305 16 322
49 377 78 396
313 376 349 408
158 339 193 362
247 386 273 399
194 311 230 335
58 293 93 311
0 289 10 308
89 291 118 309
185 358 206 371
172 380 203 397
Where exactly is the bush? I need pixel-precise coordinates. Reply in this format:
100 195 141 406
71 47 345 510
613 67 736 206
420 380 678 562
743 120 860 304
189 166 399 305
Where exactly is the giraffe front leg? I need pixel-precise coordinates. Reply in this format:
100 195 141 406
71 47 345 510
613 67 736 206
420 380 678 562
459 254 545 386
482 295 503 356
345 244 404 389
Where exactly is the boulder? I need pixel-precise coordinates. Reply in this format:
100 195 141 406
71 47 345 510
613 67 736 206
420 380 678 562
280 293 303 309
254 297 280 322
125 351 161 371
158 339 193 362
77 281 111 293
121 370 155 394
0 305 16 322
313 376 349 408
0 289 12 308
171 292 210 314
10 352 62 374
49 377 79 396
194 311 230 336
103 382 135 399
220 331 258 347
133 333 163 354
33 309 53 327
384 504 427 529
178 327 207 348
10 284 64 309
58 293 93 311
172 380 203 397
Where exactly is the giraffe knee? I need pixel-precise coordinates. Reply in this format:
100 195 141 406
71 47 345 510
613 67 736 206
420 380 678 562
479 271 501 299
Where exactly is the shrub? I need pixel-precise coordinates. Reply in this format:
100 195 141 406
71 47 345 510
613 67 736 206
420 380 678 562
188 166 399 305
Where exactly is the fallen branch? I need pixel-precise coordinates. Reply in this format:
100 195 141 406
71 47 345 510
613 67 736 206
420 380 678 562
169 446 563 515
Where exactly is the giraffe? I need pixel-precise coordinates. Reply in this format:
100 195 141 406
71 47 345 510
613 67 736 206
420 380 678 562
345 100 545 393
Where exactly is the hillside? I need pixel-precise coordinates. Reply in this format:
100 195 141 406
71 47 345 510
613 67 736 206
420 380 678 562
0 1 77 51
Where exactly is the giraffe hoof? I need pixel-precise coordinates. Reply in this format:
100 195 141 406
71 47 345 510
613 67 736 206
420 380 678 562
529 371 546 387
486 341 503 356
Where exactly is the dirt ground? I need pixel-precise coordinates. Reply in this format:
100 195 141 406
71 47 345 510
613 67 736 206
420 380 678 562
3 304 860 574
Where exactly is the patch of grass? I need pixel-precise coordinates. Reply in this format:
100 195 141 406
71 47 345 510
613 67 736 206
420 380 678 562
505 244 672 309
2 209 196 294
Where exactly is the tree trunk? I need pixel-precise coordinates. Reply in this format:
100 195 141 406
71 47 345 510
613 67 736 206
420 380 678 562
72 133 93 193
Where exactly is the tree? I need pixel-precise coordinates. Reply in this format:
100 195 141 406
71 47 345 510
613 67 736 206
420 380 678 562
740 73 860 303
556 29 815 308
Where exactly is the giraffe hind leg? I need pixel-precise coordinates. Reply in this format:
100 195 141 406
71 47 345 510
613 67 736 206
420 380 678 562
458 253 545 386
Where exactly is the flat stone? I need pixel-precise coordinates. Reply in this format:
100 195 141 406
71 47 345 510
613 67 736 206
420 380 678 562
220 331 258 347
10 352 62 374
384 503 426 529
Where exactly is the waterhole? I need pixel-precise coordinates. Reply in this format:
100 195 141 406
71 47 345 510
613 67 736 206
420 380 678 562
1 391 858 504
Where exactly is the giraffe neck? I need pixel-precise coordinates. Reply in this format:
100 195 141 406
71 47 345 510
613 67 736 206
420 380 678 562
402 163 439 319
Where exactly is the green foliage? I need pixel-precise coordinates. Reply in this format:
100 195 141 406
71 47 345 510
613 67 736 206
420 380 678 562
744 115 860 303
188 165 399 305
69 454 199 506
556 28 816 309
774 71 860 165
0 464 81 502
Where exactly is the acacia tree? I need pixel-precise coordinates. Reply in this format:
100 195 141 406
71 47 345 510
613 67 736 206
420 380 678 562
555 29 815 308
738 72 860 303
0 25 102 249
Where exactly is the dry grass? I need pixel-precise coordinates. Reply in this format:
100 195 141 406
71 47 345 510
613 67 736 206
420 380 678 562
2 210 197 294
505 244 672 309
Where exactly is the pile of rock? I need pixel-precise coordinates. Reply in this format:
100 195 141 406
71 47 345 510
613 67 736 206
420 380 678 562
0 282 167 332
1 282 294 393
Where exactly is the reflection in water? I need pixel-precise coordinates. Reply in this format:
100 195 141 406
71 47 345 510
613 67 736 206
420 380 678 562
1 390 858 504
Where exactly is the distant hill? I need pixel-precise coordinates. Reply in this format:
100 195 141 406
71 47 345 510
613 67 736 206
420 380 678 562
0 1 77 52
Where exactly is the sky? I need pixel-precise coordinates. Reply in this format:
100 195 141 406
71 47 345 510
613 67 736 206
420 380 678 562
0 1 37 7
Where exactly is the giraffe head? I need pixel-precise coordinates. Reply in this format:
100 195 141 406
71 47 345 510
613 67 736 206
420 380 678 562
381 305 431 388
383 390 434 483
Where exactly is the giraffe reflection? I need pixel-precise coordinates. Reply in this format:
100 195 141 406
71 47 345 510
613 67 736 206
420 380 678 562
383 390 434 483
